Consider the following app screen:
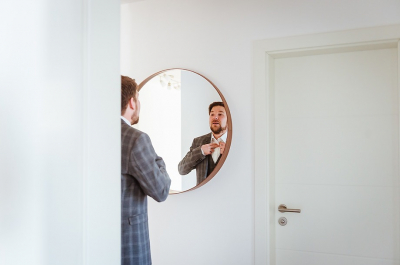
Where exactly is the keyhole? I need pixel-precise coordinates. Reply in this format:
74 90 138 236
278 217 287 226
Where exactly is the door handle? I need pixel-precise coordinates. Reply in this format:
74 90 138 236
278 204 301 213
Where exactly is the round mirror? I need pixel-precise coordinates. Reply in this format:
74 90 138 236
137 69 232 194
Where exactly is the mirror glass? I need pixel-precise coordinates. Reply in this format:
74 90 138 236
137 69 231 194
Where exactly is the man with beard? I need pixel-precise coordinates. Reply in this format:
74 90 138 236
178 102 228 185
120 75 171 265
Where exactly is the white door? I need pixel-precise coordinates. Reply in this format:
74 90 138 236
272 47 399 265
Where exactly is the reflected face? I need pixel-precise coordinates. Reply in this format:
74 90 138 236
209 106 227 135
131 91 141 125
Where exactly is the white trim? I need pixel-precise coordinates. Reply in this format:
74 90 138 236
397 41 400 257
254 24 400 265
82 0 89 263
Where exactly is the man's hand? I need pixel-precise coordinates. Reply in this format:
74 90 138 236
201 143 220 155
219 141 226 155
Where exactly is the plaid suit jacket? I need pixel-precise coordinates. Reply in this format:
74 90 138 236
121 119 171 265
178 133 212 185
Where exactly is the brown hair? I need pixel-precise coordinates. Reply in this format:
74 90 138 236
121 75 138 115
208 101 225 114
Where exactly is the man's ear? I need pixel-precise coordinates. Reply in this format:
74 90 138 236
128 97 135 110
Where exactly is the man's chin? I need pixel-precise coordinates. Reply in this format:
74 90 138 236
211 126 222 134
211 125 227 135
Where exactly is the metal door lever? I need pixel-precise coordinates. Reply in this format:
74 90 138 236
278 204 301 213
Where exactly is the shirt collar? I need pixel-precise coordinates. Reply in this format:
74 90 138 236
211 131 228 143
121 116 130 126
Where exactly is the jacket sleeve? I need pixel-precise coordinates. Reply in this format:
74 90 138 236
178 138 206 175
128 133 171 202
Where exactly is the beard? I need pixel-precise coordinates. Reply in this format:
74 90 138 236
210 123 227 134
131 111 139 125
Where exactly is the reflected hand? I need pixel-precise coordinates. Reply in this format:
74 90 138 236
219 141 225 155
201 143 220 155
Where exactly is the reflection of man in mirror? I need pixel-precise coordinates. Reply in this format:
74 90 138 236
120 75 171 265
178 102 228 184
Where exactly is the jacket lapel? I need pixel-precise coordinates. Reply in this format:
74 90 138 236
201 133 212 145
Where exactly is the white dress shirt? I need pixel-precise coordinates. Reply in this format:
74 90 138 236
201 131 228 163
121 116 130 126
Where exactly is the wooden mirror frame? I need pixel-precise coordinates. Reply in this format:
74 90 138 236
138 68 233 194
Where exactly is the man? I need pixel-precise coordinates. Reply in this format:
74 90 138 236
178 102 228 185
120 75 171 265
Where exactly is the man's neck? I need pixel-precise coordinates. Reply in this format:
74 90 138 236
122 113 132 125
212 130 226 139
213 133 222 139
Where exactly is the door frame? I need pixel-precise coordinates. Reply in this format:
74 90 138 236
253 24 400 265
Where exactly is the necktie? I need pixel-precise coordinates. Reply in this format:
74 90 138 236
212 138 223 163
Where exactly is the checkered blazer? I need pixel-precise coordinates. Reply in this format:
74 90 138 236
178 133 212 185
121 119 171 265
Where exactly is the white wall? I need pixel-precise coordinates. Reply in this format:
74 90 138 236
0 1 120 264
120 1 400 265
